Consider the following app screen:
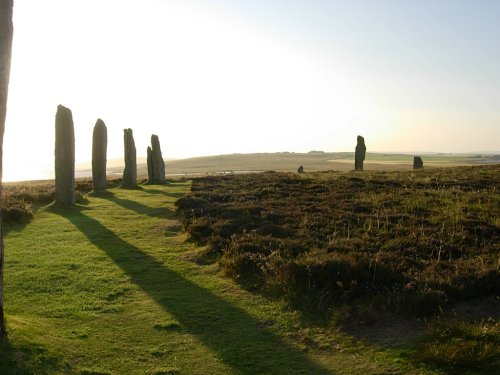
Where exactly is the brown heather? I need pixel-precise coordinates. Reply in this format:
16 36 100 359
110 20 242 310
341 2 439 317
176 165 500 317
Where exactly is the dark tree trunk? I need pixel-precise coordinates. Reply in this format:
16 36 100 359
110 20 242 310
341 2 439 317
0 0 14 336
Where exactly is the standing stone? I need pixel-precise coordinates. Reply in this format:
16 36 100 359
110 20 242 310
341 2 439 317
54 105 75 205
121 128 137 187
354 135 366 171
413 156 424 169
297 165 304 173
0 0 14 337
92 119 107 193
147 146 153 182
148 134 166 184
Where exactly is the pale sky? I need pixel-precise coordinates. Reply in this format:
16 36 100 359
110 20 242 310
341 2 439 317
4 0 500 181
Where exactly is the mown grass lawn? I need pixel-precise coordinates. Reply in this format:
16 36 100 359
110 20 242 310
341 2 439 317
1 181 443 374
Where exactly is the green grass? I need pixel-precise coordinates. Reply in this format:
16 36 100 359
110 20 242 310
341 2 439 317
1 181 434 374
415 318 499 374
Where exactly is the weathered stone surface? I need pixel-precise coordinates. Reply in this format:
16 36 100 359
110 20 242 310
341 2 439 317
121 128 137 187
148 134 165 184
413 156 424 169
92 119 107 193
354 135 366 171
297 165 304 173
0 0 14 337
54 105 75 205
147 146 153 182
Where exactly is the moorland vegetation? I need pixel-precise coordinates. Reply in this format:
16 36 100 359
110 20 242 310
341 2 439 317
176 166 499 316
1 165 499 373
1 179 115 222
176 165 499 372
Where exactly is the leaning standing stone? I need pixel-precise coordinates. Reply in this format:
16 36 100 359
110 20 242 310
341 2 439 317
149 134 166 184
121 128 137 187
355 135 366 171
54 104 75 205
92 119 107 193
413 156 424 169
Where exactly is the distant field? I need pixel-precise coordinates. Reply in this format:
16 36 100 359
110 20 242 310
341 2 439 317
100 152 500 178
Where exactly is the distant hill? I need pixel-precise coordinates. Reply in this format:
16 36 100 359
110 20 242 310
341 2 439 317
97 152 500 178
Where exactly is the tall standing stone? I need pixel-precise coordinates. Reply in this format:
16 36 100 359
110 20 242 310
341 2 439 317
147 146 153 182
354 135 366 171
121 128 137 187
92 119 107 193
148 134 166 184
54 105 75 205
413 156 424 169
0 0 14 337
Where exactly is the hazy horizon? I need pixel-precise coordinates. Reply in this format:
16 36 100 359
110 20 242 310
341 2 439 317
4 0 500 182
3 150 499 183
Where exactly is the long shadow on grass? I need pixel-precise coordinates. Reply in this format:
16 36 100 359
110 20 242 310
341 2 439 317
59 207 333 374
2 218 31 235
141 185 187 199
0 337 60 374
99 191 171 218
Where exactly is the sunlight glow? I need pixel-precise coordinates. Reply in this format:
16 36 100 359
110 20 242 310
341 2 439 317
3 0 500 181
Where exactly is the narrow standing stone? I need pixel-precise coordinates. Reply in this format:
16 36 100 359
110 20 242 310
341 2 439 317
413 156 424 169
147 146 153 182
148 134 166 184
297 166 304 173
355 135 366 171
0 0 14 337
92 119 107 193
121 128 137 187
54 105 75 205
